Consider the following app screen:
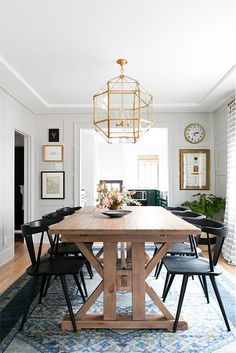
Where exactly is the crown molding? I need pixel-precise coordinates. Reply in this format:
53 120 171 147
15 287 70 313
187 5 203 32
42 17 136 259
0 55 235 114
199 65 235 105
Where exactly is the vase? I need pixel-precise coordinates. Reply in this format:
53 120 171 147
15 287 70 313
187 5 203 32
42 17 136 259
108 203 122 210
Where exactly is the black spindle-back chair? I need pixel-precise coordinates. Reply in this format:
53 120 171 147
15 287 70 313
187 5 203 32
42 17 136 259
20 218 86 332
161 218 230 332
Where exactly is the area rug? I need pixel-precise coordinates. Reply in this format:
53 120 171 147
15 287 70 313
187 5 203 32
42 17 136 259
0 256 235 353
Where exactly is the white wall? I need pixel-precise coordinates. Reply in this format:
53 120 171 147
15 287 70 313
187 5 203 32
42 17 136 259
95 128 168 192
36 115 77 217
35 112 215 215
36 116 90 218
0 88 35 266
158 113 215 206
0 107 215 266
81 129 96 205
214 104 228 197
0 92 227 266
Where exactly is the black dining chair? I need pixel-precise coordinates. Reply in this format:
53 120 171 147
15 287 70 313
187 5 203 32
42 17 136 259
161 218 230 332
55 207 93 279
43 208 93 280
56 206 78 216
19 218 87 332
154 211 205 279
165 206 189 211
41 211 89 299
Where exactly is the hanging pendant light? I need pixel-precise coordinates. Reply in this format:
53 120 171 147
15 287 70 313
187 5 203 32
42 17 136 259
93 59 153 143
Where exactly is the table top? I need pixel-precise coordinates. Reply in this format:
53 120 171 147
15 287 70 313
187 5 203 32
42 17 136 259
49 206 200 243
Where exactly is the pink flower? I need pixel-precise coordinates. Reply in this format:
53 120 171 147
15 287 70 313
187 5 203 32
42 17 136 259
96 181 140 208
97 182 105 192
117 193 123 203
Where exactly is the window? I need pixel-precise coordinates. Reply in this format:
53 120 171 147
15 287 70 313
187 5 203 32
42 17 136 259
223 100 236 264
100 180 123 192
138 155 159 188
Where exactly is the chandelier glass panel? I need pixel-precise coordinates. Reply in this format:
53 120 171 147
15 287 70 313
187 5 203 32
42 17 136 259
93 59 153 143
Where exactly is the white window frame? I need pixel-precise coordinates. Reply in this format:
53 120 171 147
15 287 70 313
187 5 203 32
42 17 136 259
138 155 159 188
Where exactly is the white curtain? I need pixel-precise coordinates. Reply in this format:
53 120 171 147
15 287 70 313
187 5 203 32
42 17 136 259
223 100 236 264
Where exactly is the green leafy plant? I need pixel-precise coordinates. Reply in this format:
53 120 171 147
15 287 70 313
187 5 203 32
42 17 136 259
181 193 226 220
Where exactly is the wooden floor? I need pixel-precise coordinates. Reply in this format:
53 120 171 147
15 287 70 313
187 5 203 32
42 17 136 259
202 250 236 278
0 242 235 294
0 242 49 294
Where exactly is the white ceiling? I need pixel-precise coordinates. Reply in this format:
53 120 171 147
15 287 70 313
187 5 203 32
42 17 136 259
0 0 235 114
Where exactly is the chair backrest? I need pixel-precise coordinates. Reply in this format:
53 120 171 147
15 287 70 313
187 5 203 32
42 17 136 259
72 206 82 212
42 211 65 246
56 207 75 217
42 210 65 225
165 206 188 211
172 210 205 218
21 219 49 270
201 219 227 267
42 211 64 224
181 217 227 269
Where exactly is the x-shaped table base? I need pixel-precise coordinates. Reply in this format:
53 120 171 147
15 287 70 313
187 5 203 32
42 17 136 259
61 242 188 331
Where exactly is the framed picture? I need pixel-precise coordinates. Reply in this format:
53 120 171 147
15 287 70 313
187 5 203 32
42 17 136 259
41 171 65 199
43 145 63 162
49 128 59 142
179 149 210 190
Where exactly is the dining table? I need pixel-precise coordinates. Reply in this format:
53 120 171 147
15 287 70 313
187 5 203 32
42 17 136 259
49 206 200 331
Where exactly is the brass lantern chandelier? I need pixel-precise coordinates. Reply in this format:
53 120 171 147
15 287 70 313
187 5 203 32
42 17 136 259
93 59 153 143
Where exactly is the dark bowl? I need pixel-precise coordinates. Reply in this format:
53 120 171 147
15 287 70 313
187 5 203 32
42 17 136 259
101 210 132 218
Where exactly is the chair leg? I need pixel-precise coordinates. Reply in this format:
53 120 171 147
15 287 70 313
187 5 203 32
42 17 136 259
163 274 175 302
152 246 159 278
73 274 86 302
202 276 210 303
39 275 47 304
43 275 52 297
209 276 231 331
154 262 159 277
162 272 170 298
198 275 209 303
60 275 77 332
153 246 157 256
153 246 158 277
155 261 164 279
19 277 39 331
173 275 189 333
85 261 93 279
79 270 88 297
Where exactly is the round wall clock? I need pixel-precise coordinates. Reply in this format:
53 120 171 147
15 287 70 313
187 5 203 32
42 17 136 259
184 123 205 144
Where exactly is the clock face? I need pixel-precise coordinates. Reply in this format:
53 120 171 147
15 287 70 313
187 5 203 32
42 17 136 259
184 123 205 144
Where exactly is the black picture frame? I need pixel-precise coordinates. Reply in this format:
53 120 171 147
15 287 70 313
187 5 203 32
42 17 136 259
48 129 60 142
41 171 65 199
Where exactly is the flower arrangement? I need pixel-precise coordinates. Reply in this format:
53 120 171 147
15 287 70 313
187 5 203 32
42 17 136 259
96 181 140 210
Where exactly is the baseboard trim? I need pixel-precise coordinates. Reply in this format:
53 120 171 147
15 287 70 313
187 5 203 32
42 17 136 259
0 246 14 266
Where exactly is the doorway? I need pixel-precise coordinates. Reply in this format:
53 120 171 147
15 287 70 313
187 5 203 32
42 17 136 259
79 127 169 206
14 131 24 242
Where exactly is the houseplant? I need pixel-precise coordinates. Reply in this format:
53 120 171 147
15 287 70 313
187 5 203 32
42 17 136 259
181 193 226 220
96 181 140 210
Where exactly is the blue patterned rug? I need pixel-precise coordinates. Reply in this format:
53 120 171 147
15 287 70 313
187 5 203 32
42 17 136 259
0 255 236 353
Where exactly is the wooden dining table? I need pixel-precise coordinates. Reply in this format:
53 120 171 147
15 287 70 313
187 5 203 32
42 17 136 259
49 206 200 331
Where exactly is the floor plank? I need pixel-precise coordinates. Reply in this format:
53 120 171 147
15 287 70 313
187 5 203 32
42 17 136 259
0 242 49 294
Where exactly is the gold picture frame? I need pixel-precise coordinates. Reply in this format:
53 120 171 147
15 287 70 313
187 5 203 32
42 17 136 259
179 149 210 190
43 145 64 162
